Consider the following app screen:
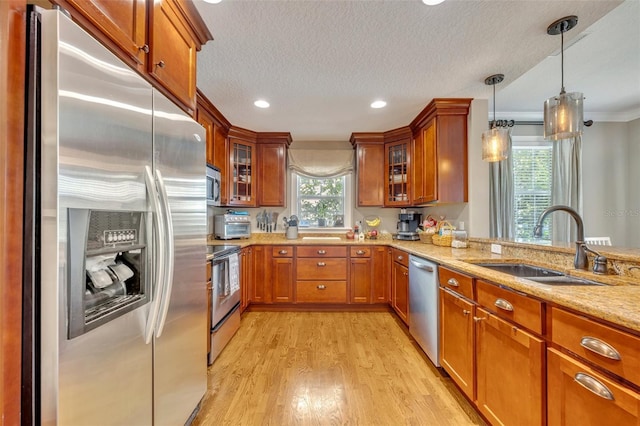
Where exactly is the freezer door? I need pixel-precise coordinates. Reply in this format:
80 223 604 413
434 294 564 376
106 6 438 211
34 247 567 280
37 10 154 426
152 90 207 425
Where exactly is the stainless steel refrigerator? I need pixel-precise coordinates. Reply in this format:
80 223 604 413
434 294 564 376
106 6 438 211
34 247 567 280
27 8 207 425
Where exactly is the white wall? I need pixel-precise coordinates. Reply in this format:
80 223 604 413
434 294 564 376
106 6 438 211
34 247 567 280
581 122 630 246
627 118 640 247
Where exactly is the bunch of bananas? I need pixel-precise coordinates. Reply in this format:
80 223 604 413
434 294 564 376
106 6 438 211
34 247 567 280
365 216 381 227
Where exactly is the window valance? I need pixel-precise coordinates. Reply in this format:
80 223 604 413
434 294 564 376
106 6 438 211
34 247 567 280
287 149 354 178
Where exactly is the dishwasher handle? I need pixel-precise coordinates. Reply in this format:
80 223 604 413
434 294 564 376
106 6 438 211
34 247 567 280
410 260 434 273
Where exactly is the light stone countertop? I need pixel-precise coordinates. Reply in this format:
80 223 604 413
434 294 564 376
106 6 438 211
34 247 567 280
208 232 640 334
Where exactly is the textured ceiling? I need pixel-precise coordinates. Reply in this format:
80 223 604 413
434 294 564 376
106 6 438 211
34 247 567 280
194 0 637 142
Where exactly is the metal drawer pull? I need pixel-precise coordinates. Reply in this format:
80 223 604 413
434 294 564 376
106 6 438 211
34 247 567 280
317 250 327 255
317 262 326 267
317 285 326 290
356 250 366 255
447 278 459 287
574 373 614 400
278 250 288 255
580 337 622 361
462 310 470 316
473 316 485 323
397 255 404 261
494 298 514 312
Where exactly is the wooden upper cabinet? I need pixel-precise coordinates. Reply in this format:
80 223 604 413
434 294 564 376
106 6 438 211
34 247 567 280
55 0 147 69
55 0 212 116
410 99 471 204
412 119 437 204
257 133 292 207
149 0 197 114
350 133 385 207
197 91 231 202
383 127 412 207
196 102 215 165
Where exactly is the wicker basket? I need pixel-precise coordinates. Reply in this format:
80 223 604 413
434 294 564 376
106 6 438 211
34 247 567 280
419 231 434 244
432 221 455 247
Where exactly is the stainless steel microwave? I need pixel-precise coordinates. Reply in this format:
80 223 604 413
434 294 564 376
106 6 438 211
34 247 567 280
206 164 221 206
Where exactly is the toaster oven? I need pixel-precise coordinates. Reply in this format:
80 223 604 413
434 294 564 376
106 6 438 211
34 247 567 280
214 214 251 239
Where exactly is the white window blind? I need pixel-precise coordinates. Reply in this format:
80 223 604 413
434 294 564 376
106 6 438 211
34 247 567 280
512 141 553 240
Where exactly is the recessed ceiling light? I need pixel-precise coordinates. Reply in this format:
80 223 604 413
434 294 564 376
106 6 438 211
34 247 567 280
422 0 446 5
254 100 270 108
370 100 387 109
203 0 222 4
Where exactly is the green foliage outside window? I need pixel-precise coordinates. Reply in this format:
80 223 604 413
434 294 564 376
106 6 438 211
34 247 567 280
297 176 345 227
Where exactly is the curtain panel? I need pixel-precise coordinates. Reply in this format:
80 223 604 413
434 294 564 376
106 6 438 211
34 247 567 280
551 136 583 242
489 133 514 239
288 149 354 178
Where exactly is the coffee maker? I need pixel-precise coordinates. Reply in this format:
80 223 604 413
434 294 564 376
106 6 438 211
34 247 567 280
396 211 422 241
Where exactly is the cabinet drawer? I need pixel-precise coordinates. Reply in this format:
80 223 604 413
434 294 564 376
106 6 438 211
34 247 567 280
476 280 543 335
272 246 294 257
551 307 640 387
296 258 347 280
297 246 347 258
350 246 371 257
547 348 640 426
391 248 409 268
296 281 347 303
439 267 474 300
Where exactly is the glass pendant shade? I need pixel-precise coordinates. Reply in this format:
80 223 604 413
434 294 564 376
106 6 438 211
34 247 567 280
544 91 584 140
482 127 509 162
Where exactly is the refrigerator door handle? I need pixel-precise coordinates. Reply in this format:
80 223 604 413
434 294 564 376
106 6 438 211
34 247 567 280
154 169 175 337
144 166 166 344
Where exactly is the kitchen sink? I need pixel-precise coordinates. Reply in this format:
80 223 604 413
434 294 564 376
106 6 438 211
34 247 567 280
473 263 563 278
524 276 605 286
301 236 341 240
473 263 604 286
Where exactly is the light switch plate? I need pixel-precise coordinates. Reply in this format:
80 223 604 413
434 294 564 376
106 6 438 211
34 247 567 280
491 244 502 254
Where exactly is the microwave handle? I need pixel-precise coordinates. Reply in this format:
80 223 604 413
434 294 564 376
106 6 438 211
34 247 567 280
144 166 166 344
214 177 220 203
154 169 174 338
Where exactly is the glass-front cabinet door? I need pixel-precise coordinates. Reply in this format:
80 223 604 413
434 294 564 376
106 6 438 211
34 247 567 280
385 139 410 206
229 138 256 206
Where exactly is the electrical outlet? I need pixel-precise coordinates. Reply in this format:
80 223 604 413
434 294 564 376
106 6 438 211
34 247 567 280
458 221 465 231
491 244 502 254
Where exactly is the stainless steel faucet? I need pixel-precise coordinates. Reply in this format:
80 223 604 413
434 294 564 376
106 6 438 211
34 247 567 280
533 205 588 269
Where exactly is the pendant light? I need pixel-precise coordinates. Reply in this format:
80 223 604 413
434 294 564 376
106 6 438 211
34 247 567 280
544 15 583 140
482 74 509 162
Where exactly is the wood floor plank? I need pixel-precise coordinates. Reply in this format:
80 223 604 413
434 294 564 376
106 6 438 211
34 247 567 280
193 312 485 426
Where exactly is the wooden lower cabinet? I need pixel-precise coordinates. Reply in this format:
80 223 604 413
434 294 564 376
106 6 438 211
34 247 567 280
439 288 475 400
240 246 252 312
391 260 409 324
251 246 267 303
547 348 640 426
272 257 294 303
475 307 545 426
350 257 372 303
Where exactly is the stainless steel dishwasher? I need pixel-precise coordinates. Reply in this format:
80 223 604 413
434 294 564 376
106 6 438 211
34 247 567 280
408 255 440 367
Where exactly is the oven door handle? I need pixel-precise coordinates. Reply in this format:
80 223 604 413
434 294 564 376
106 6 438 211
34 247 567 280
144 166 165 344
154 168 174 338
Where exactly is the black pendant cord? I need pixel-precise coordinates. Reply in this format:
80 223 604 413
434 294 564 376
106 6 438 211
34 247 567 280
560 29 565 94
493 83 496 126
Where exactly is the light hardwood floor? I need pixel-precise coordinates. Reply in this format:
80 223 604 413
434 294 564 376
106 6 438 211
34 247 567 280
193 311 485 426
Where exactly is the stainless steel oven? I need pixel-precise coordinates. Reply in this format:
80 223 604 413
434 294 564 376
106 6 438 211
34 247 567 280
208 245 241 364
